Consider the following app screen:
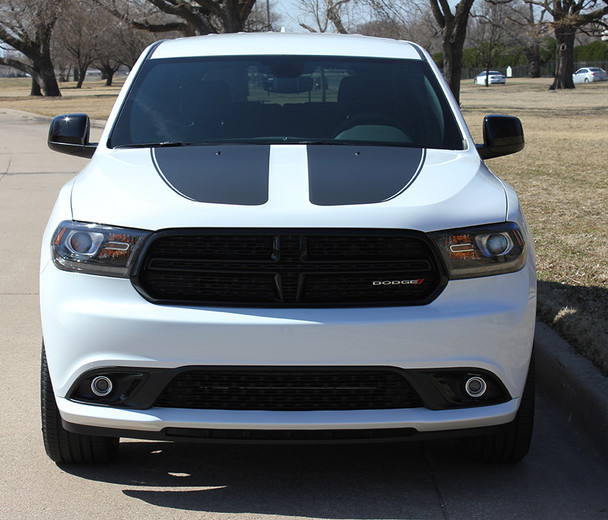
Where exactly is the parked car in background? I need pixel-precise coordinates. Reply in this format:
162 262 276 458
474 71 506 85
572 67 608 84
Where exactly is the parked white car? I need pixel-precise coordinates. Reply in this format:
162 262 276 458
41 33 535 465
474 71 506 85
572 67 608 83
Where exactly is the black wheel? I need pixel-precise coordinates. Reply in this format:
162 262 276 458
584 78 590 83
461 351 535 464
41 344 119 463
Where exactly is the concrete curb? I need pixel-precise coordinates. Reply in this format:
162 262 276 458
535 321 608 461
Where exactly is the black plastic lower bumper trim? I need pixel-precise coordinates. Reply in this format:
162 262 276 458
62 420 508 445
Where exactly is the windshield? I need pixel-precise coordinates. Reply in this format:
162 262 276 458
109 55 464 150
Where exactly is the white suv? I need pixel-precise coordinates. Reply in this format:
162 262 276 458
41 33 536 464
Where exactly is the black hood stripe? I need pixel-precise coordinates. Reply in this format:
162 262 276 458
152 145 270 206
153 144 425 206
308 146 425 206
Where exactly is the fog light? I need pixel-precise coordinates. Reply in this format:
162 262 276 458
91 376 113 397
465 376 487 398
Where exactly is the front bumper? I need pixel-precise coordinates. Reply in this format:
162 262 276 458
41 261 536 436
59 397 521 441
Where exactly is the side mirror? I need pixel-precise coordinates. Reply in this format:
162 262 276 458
48 114 97 159
476 114 524 160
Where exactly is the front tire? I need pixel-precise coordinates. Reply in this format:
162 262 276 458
461 350 535 464
41 345 119 463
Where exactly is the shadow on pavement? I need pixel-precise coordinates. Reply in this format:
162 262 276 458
60 440 459 518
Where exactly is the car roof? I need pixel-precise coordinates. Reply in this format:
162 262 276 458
150 33 424 61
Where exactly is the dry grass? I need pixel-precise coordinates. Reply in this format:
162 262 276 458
0 77 125 119
461 79 608 375
1 76 606 373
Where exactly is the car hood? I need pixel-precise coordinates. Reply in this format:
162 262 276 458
70 144 508 232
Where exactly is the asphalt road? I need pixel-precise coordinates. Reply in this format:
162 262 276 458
1 108 607 520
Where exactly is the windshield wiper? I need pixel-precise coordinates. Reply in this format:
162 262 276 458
285 138 351 145
113 141 190 149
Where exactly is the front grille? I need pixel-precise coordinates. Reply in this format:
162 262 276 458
154 368 424 411
134 230 445 306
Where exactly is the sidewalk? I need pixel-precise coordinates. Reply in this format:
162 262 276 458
535 322 608 461
0 108 95 174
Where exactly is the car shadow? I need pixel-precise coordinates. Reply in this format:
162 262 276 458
59 439 466 518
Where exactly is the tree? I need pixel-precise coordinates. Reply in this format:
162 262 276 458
94 15 143 85
496 0 549 77
530 0 608 89
243 0 280 31
54 1 102 88
429 0 476 103
111 18 158 70
55 2 158 87
356 6 442 49
295 0 353 33
469 2 509 84
357 18 406 39
296 0 425 40
0 0 63 96
99 0 258 35
402 9 444 52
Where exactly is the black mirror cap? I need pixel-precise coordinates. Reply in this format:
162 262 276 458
476 114 525 160
48 113 97 159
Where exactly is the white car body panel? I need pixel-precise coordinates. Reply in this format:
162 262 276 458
41 33 536 442
66 148 507 233
57 397 520 433
152 33 423 61
41 267 535 398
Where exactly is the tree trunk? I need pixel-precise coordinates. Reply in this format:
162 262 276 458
327 2 349 34
100 65 117 86
222 0 244 33
443 35 466 103
76 64 88 88
431 0 474 105
525 43 541 78
527 58 541 78
30 78 42 96
550 29 575 90
33 54 61 96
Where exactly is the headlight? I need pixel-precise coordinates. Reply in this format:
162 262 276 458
51 221 150 277
430 222 526 279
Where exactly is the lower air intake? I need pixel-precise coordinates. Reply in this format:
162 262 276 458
155 368 424 411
